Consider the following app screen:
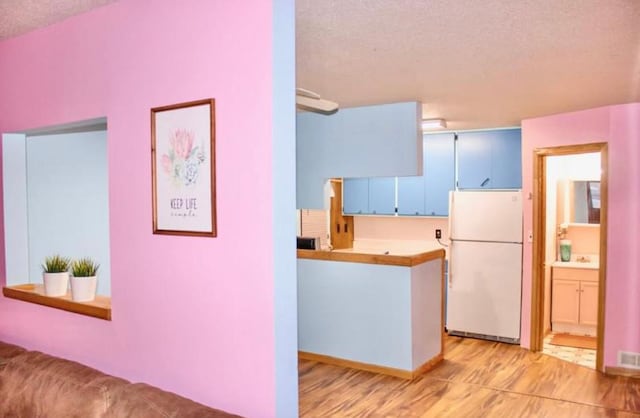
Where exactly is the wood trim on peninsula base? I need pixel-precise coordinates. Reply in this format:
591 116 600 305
298 351 444 380
605 366 640 379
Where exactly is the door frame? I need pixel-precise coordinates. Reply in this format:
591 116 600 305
529 142 608 372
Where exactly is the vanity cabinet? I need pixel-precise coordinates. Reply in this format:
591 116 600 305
551 279 580 324
578 281 599 326
551 267 598 335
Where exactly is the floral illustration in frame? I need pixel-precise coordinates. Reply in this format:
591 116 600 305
151 99 216 237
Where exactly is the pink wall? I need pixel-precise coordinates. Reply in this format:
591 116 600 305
521 103 640 367
565 224 600 256
0 1 283 416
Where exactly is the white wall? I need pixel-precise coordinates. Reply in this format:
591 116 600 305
2 134 30 284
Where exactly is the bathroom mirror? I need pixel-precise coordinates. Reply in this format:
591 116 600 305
557 180 600 225
572 181 600 224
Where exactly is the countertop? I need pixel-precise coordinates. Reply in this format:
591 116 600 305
551 260 599 270
297 247 445 267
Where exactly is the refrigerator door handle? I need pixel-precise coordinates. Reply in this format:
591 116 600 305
448 191 454 241
449 240 453 288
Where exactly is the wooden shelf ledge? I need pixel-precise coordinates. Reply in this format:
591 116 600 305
2 284 111 321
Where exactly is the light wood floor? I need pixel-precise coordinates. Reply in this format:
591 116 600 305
299 336 640 417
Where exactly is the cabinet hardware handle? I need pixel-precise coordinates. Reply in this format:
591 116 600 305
449 241 454 288
344 223 348 233
481 177 490 187
337 224 340 233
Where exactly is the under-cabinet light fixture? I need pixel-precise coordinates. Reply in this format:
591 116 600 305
421 118 447 130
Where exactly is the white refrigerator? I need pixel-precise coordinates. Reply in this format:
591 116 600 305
446 190 523 343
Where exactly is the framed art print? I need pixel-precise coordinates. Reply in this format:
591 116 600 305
151 99 216 237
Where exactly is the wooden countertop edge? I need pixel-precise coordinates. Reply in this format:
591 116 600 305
2 284 112 321
551 264 599 271
297 248 446 267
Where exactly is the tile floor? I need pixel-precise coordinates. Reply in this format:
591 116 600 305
542 333 596 369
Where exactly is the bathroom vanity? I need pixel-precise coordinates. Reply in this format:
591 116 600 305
551 262 599 336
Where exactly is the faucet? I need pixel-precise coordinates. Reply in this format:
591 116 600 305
557 223 568 239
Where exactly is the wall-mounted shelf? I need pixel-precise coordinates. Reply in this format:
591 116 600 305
2 284 111 321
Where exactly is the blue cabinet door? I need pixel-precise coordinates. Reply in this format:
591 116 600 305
457 129 521 189
397 176 425 215
457 131 493 189
491 128 522 189
424 133 455 216
343 178 369 214
368 177 396 215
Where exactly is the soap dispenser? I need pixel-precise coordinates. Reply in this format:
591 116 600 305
559 239 572 262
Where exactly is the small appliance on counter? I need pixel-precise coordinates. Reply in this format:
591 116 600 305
297 236 320 250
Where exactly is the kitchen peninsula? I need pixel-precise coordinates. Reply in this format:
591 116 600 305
297 247 445 379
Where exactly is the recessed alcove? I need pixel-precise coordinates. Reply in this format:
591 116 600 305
2 117 111 319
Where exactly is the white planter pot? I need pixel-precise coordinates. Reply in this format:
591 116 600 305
70 276 97 302
43 272 69 297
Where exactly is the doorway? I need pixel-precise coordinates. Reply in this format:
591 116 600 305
530 143 608 371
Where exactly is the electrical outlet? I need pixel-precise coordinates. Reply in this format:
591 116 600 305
435 229 442 239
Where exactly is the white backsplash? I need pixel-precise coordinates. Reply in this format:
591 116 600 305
353 238 446 256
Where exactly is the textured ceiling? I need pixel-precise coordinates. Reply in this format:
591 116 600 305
2 1 639 130
297 0 640 129
0 0 116 40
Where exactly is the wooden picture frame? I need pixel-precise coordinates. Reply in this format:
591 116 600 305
151 99 216 237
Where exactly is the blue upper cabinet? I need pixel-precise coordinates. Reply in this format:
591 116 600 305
368 177 396 215
490 129 522 189
424 133 455 215
397 175 425 215
297 102 422 209
343 177 395 215
457 128 521 189
398 133 455 216
344 128 520 216
343 178 369 214
457 131 493 189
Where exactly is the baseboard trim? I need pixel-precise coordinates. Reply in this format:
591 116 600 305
298 351 443 380
411 353 444 378
605 366 640 379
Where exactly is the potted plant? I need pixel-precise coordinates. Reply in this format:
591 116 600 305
70 258 99 302
42 255 71 297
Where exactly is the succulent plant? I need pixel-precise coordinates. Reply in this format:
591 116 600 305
71 258 100 277
42 255 71 273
